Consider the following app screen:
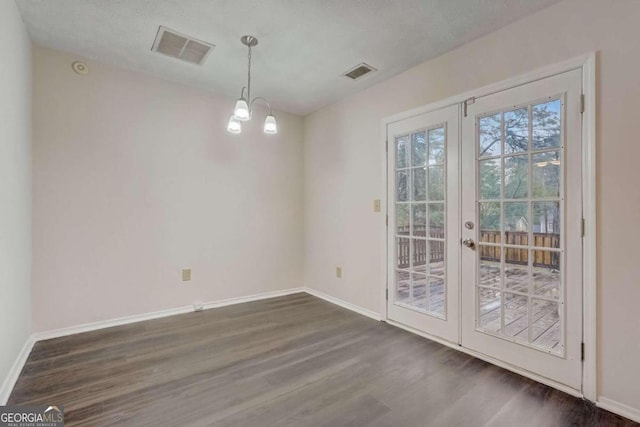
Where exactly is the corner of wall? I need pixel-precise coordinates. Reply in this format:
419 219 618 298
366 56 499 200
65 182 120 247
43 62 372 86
0 0 34 403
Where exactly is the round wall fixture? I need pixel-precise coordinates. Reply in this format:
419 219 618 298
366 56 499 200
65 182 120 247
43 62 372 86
72 61 89 75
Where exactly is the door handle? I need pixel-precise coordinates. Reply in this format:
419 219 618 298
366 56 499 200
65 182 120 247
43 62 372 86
462 238 475 249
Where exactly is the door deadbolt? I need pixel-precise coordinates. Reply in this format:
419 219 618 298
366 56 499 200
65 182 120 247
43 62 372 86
465 221 474 230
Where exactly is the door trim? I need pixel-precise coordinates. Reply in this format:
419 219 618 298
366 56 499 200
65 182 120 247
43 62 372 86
381 53 596 401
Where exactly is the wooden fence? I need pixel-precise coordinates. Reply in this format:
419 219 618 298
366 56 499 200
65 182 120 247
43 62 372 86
479 231 560 269
397 226 443 269
396 227 559 269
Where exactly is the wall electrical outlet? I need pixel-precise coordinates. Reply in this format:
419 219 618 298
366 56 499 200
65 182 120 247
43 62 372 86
336 267 343 278
193 302 204 312
373 199 381 212
182 268 192 281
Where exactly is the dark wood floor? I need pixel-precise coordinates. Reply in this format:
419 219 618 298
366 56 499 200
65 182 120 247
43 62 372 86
9 293 636 426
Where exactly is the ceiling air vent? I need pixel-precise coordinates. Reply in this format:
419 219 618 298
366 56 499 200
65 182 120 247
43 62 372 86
151 26 215 65
343 63 377 80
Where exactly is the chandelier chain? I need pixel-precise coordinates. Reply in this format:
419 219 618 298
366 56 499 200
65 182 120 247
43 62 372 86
247 43 252 102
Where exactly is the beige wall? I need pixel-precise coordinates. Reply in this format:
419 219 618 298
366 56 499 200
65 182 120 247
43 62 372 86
0 0 32 399
304 0 640 411
32 46 304 332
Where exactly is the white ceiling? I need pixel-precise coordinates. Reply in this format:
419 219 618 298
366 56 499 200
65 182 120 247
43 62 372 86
16 0 560 116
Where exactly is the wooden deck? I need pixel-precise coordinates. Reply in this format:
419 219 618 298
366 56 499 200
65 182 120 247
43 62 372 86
479 260 561 351
395 225 562 350
396 257 445 315
396 262 561 351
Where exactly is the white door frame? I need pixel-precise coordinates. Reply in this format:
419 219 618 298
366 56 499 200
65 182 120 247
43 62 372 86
380 53 596 401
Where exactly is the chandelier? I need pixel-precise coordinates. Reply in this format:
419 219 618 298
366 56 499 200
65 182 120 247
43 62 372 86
227 35 277 135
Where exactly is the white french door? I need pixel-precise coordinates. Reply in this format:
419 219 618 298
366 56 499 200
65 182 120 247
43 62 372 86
386 67 585 391
386 105 459 343
460 69 583 390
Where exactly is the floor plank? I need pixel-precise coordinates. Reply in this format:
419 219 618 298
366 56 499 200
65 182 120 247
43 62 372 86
9 293 636 426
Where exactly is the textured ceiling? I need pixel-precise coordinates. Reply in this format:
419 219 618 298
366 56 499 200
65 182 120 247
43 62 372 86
16 0 560 115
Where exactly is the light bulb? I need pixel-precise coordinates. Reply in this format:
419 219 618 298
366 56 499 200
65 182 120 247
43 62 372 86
263 114 278 134
233 98 250 121
227 115 241 134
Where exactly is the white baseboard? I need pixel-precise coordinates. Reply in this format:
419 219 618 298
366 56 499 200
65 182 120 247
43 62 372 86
203 287 305 310
0 336 36 405
597 397 640 423
33 287 306 342
33 305 194 342
304 288 381 321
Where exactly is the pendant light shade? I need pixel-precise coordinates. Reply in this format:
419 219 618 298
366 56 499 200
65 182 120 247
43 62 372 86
227 115 242 134
263 114 278 134
233 98 250 121
227 36 279 135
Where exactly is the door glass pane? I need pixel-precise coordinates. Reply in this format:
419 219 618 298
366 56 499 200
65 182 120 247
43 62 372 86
504 293 528 342
479 202 500 233
531 299 561 352
396 237 410 269
428 276 445 316
504 155 528 199
412 239 427 274
412 204 426 237
397 170 409 201
428 166 445 201
428 127 445 165
533 151 561 198
396 270 410 304
475 97 564 355
533 100 561 150
479 158 501 199
504 253 529 293
533 250 560 300
479 288 501 333
428 203 444 238
396 204 410 236
412 132 426 167
504 202 528 234
479 114 501 157
411 273 427 310
413 168 426 201
479 245 501 288
428 240 445 276
505 108 528 154
533 201 560 248
396 135 409 168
